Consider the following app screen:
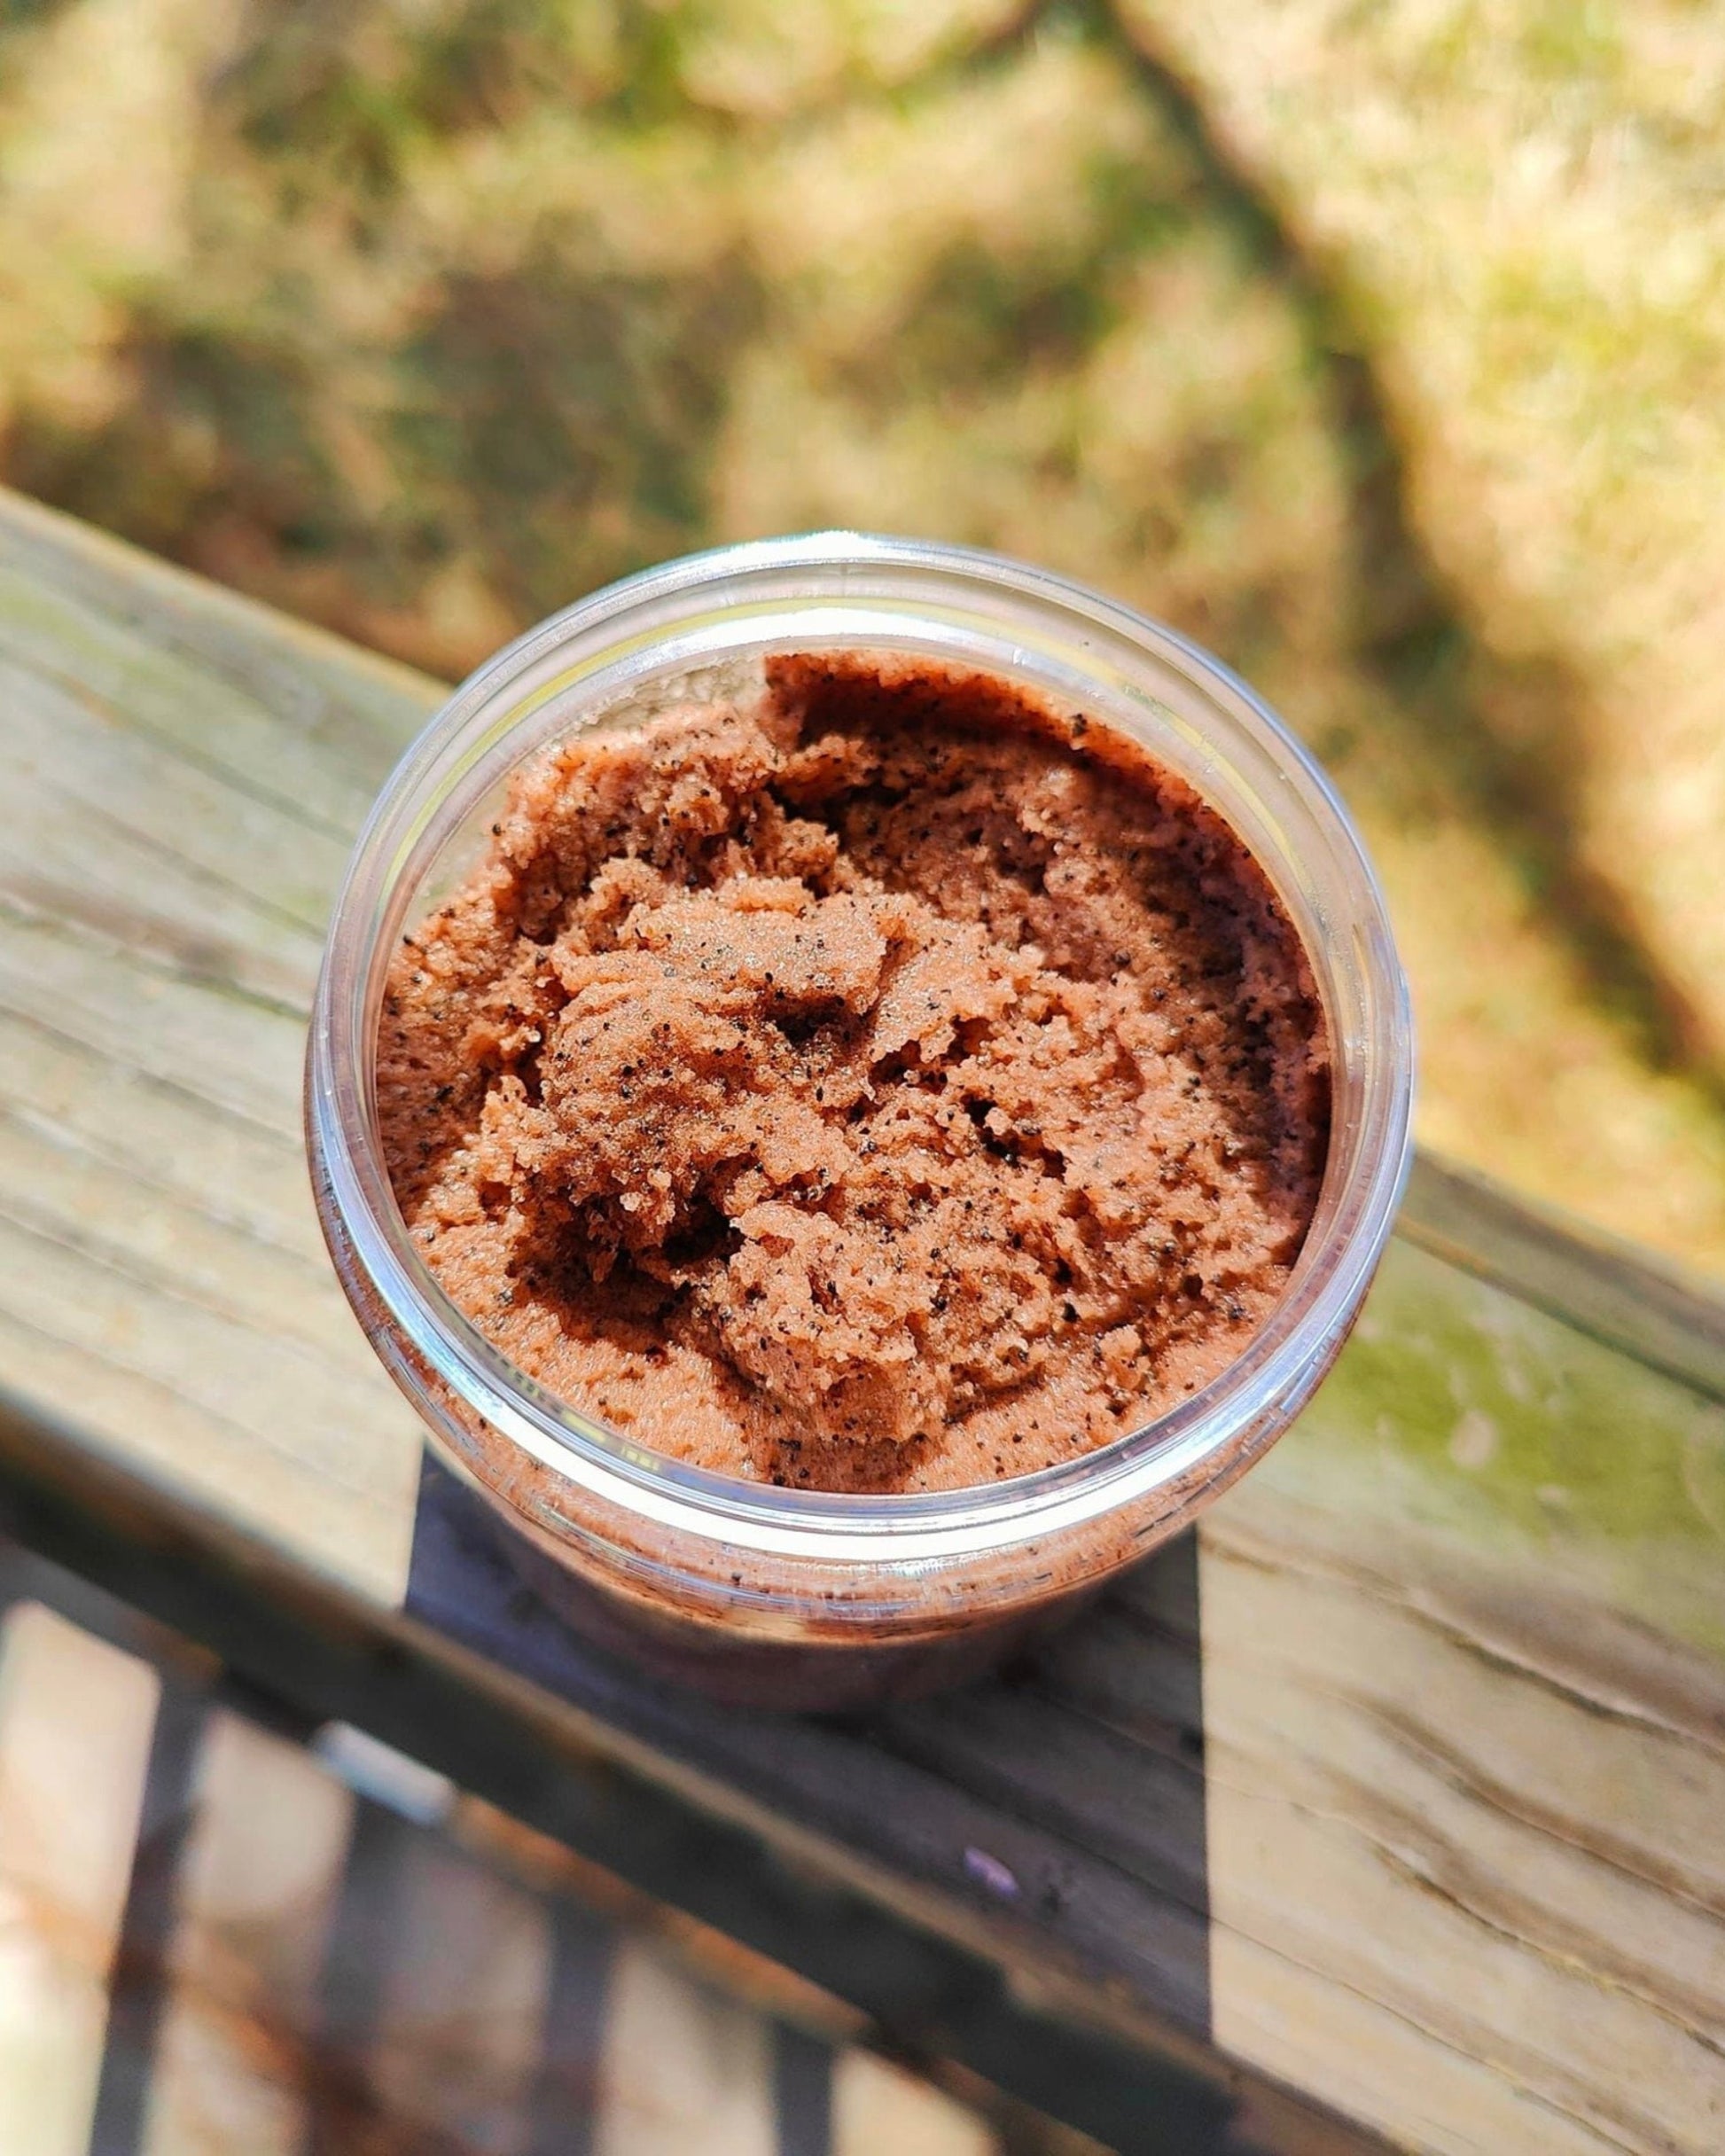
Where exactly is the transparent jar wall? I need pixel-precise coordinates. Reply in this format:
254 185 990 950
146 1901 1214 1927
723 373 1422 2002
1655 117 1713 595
308 536 1412 1707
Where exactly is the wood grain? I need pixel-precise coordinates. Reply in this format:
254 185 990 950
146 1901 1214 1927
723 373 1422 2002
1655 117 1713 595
2 484 1723 2153
0 488 434 1603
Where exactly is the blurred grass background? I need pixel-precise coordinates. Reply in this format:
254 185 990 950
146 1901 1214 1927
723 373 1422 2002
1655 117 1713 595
2 0 1722 1274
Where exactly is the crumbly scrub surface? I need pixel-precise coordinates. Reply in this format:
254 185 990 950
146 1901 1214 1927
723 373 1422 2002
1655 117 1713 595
379 656 1329 1494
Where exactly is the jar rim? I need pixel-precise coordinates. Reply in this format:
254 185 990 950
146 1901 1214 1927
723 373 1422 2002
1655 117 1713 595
308 531 1413 1566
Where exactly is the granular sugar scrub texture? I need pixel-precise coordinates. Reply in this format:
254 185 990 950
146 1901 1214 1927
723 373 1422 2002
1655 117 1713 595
379 656 1330 1494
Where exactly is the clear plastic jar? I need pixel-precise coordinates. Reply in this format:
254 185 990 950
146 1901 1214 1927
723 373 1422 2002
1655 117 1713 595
307 535 1412 1707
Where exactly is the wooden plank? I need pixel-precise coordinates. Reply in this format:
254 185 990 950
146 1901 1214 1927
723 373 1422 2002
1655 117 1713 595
367 1837 556 2150
2 484 1723 2153
142 1712 355 2156
1402 1152 1725 1404
831 2051 998 2156
1196 1223 1725 2152
0 1598 161 2156
0 488 433 1605
597 1940 778 2156
1203 1502 1725 2155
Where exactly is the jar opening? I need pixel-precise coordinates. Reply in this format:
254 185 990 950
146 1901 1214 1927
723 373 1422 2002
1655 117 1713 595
309 534 1412 1563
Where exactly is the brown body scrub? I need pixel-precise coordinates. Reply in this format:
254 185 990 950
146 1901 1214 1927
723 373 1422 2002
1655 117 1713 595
379 656 1329 1494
